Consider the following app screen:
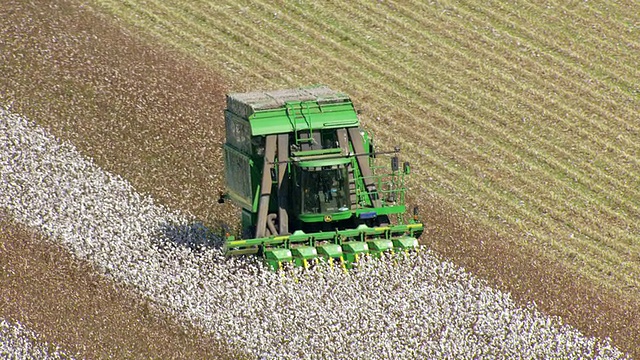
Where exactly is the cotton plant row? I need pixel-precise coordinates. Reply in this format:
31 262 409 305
0 318 75 360
0 108 628 359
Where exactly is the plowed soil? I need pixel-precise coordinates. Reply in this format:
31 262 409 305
1 0 638 357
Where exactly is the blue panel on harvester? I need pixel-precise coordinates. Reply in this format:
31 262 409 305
359 211 377 219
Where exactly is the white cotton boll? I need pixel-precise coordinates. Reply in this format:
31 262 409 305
0 318 77 359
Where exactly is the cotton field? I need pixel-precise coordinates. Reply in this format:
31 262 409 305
0 108 629 359
0 319 75 360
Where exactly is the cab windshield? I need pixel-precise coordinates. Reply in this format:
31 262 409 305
301 166 350 214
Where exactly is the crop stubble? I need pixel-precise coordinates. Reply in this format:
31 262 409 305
1 0 638 357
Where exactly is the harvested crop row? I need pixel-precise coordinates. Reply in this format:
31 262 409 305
0 108 628 359
0 319 75 360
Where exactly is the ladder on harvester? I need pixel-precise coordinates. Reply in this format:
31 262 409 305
286 101 313 147
347 164 359 209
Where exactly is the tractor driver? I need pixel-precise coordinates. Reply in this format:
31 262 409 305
319 171 335 203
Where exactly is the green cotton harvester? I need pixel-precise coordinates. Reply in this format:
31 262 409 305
220 85 423 271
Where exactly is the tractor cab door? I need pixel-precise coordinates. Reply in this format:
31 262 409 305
292 160 351 221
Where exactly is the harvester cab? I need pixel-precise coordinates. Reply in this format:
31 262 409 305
221 85 423 270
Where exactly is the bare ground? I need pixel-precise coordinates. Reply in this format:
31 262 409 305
1 0 638 357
